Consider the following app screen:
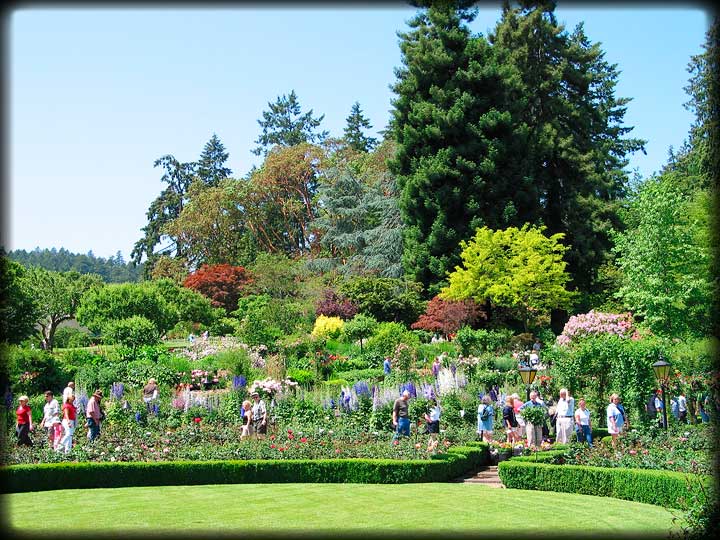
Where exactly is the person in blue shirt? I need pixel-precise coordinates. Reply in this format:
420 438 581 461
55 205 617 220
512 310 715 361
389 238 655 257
519 391 545 447
383 357 392 375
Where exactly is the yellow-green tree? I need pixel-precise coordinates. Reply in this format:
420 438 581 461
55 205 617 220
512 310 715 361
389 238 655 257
441 225 576 331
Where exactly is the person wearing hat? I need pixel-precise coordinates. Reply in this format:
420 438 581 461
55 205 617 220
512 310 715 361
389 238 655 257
250 391 267 439
86 390 104 441
143 378 159 415
16 395 33 446
40 390 60 448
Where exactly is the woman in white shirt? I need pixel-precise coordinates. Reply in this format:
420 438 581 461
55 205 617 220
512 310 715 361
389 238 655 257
606 393 623 448
424 399 442 451
574 399 593 447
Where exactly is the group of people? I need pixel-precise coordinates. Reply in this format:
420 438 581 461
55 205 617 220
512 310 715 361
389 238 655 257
15 382 107 452
240 391 269 440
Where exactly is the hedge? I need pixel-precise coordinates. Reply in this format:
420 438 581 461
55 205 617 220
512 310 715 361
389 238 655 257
497 459 710 509
0 444 489 494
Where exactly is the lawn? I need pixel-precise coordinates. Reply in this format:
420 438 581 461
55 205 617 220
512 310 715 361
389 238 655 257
5 483 680 539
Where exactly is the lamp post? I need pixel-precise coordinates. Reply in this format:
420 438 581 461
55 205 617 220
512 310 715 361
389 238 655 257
652 356 672 430
519 366 538 401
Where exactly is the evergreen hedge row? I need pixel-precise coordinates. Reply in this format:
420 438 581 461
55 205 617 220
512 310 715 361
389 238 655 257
497 459 710 509
0 444 488 494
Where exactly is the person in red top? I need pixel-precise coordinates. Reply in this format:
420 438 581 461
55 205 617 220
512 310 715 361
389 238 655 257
16 395 33 446
60 393 77 454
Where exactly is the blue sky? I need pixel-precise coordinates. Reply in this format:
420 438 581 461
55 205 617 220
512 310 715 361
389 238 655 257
7 5 709 259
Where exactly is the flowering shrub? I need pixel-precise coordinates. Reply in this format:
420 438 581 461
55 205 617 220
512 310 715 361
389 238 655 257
311 315 345 340
248 377 298 399
557 310 636 346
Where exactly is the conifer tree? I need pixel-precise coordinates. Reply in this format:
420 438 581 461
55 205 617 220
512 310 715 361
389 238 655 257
343 101 377 152
197 133 232 187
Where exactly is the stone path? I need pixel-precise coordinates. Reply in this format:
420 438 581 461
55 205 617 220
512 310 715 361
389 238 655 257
450 465 504 488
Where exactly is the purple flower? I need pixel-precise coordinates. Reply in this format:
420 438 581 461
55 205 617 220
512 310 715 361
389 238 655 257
111 382 124 401
233 375 247 390
353 381 371 398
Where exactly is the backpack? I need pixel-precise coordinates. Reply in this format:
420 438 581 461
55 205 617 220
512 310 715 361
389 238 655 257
479 405 492 422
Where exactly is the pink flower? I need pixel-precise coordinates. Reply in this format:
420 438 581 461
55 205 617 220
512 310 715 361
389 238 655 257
628 449 637 455
300 437 307 443
193 417 202 423
270 444 276 449
278 447 285 452
288 434 294 440
393 440 399 446
415 443 421 449
335 448 341 454
270 434 275 440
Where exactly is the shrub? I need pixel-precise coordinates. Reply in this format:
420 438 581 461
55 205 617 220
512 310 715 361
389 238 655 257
311 315 345 340
333 368 384 384
102 316 159 350
557 310 636 346
315 289 358 320
53 326 95 349
286 368 316 387
7 346 66 396
366 322 419 359
454 327 514 356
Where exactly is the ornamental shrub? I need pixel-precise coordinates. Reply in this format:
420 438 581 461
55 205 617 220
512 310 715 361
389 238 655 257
557 310 636 346
311 315 345 340
102 316 159 350
366 322 419 360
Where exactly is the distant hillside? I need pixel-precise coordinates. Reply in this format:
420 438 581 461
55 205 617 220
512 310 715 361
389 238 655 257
7 247 144 283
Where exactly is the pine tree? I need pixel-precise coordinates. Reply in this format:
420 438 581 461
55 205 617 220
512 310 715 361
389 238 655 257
252 90 328 156
197 133 232 187
343 102 377 152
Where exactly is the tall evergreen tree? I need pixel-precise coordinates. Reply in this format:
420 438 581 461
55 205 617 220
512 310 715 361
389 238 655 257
343 102 377 152
252 90 328 156
489 1 645 293
197 133 232 187
389 2 522 294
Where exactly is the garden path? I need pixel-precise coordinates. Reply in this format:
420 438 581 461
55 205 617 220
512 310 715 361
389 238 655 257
450 465 504 488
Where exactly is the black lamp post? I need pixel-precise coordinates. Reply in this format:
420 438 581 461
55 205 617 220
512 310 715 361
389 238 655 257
652 356 672 430
519 366 538 401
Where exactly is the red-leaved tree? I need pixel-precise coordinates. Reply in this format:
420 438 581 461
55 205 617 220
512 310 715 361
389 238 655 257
411 296 485 337
315 289 358 320
183 264 252 312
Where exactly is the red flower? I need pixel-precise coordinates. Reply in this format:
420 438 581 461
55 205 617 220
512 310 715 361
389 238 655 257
270 444 276 449
287 429 293 434
300 437 307 443
193 417 202 423
393 440 399 446
288 434 294 440
278 447 285 452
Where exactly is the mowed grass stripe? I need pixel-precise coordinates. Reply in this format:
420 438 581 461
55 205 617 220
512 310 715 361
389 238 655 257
5 483 680 536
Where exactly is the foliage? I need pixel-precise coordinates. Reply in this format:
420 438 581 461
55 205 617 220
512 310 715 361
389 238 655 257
340 277 425 325
612 177 714 338
311 315 345 340
365 322 419 360
232 295 305 349
343 101 377 153
102 316 160 350
252 90 328 156
183 263 252 312
519 404 547 426
442 225 576 330
411 296 484 337
556 310 636 346
246 253 300 299
454 327 514 356
52 326 94 349
5 345 66 396
196 133 232 187
152 278 219 328
342 313 378 352
315 289 358 320
0 256 40 344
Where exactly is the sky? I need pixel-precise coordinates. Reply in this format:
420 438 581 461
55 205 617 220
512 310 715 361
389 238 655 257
5 4 710 260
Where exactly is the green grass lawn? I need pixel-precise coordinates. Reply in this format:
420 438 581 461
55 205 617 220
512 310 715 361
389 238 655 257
5 483 681 538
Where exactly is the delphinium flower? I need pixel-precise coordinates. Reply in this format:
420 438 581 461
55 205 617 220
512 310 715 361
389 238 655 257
111 382 124 401
399 381 417 398
353 381 371 398
436 368 457 396
421 382 435 400
233 375 247 390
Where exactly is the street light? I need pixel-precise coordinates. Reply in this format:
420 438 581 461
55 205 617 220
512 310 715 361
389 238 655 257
652 356 672 430
519 366 538 401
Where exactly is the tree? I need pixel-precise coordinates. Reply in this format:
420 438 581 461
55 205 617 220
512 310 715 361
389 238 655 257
197 133 232 187
612 178 714 338
76 282 179 340
102 315 159 351
152 278 220 328
315 289 358 320
339 277 425 325
411 295 484 337
389 2 523 293
252 90 328 156
489 2 645 293
342 313 378 352
343 101 377 152
0 256 39 344
183 264 253 313
24 268 103 350
131 155 197 271
441 225 576 331
246 253 300 299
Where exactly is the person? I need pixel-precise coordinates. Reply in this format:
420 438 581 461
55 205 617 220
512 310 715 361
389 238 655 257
86 390 104 442
201 330 209 341
240 400 253 440
40 390 60 448
670 395 680 420
250 391 267 439
646 393 658 422
677 392 688 423
431 357 442 378
654 390 665 428
51 414 63 451
616 397 628 432
532 339 541 354
555 388 574 444
529 351 540 367
606 393 624 448
502 395 519 444
188 333 195 343
424 398 441 451
477 395 494 443
574 398 593 447
512 393 525 441
62 381 75 404
519 391 545 447
16 395 33 446
392 390 411 441
143 378 159 415
60 393 77 454
383 357 392 375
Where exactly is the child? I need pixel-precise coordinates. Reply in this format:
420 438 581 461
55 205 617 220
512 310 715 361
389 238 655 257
51 414 63 451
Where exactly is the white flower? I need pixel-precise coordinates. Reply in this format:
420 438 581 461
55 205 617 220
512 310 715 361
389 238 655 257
114 446 121 452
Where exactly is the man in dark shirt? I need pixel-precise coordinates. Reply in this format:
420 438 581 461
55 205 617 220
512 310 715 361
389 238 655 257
392 390 411 442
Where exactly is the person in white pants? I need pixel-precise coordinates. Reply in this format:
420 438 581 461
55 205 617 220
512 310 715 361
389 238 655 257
60 393 77 454
555 388 575 444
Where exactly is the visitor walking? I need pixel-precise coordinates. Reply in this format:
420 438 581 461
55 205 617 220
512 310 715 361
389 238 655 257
40 390 60 448
392 390 411 441
142 378 159 415
60 393 77 454
62 381 75 404
250 391 268 439
607 393 624 448
574 399 593 447
431 357 442 378
519 391 545 447
512 393 525 441
477 395 494 442
16 395 33 446
383 357 392 375
240 400 253 439
86 390 104 442
654 390 665 428
616 397 628 432
555 388 574 444
678 392 688 423
502 395 519 444
424 398 441 451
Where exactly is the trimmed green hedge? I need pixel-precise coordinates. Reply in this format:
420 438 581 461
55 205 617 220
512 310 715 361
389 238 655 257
498 459 710 509
0 444 489 494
